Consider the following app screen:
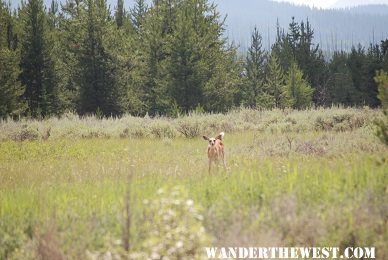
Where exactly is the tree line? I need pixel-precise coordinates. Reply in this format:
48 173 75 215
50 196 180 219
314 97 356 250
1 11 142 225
1 0 388 119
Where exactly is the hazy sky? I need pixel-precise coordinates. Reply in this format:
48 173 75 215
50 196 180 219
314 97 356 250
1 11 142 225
276 0 388 9
276 0 336 8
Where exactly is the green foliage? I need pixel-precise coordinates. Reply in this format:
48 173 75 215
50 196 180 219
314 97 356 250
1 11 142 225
327 52 358 106
115 0 125 27
382 39 388 71
374 70 388 145
138 1 173 115
0 2 388 117
0 109 387 258
19 0 60 118
202 47 240 112
362 44 382 106
264 53 285 108
109 15 146 115
53 1 82 113
375 70 388 109
293 19 328 105
314 112 367 132
76 0 128 116
0 0 18 50
0 220 32 260
136 0 239 114
0 1 14 49
130 0 148 32
57 0 138 117
273 17 328 105
0 49 26 119
243 26 267 108
283 62 314 109
133 187 209 259
272 20 295 73
168 0 207 112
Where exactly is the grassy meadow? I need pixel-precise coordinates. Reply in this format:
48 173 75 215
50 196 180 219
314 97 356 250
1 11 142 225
0 107 387 259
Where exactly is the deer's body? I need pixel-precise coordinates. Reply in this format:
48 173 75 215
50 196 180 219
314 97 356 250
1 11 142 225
203 132 226 173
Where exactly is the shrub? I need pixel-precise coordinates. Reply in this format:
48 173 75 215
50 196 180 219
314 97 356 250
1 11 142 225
150 122 177 139
177 119 201 138
375 111 388 146
0 107 378 140
132 187 210 259
315 112 367 132
0 219 32 260
12 125 40 141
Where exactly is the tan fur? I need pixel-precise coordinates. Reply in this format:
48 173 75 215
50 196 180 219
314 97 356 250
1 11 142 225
202 132 226 173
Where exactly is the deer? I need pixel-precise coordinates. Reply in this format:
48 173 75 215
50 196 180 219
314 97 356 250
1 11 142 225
202 132 226 173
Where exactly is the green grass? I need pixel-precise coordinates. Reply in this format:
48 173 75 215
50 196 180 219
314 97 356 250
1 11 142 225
0 108 387 259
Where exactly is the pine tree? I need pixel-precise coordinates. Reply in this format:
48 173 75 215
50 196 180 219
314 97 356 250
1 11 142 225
0 1 26 118
381 39 388 71
296 19 328 105
244 26 267 108
138 0 239 114
272 25 294 73
167 0 238 113
361 44 382 107
273 17 328 105
56 0 86 112
375 70 388 109
140 0 174 115
203 48 240 112
115 0 125 27
48 0 59 29
168 0 203 112
195 0 239 112
111 3 145 115
19 0 59 117
288 16 300 54
283 62 313 109
0 1 18 50
130 0 148 33
346 45 366 105
77 0 127 116
330 54 356 106
264 53 285 108
374 70 388 145
0 49 26 119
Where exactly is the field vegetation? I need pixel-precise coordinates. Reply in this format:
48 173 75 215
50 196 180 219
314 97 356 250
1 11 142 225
0 107 387 259
1 0 388 258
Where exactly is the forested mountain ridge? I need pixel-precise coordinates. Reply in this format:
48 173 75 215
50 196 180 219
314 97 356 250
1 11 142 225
213 0 388 51
1 0 388 119
332 0 388 9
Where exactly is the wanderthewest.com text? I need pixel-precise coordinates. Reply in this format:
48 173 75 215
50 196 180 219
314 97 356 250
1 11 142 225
204 247 376 259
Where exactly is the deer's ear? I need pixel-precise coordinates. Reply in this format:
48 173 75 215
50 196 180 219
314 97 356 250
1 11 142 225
203 136 209 141
216 134 222 140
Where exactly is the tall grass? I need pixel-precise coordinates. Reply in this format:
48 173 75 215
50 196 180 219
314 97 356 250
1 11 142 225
0 107 380 141
0 108 387 259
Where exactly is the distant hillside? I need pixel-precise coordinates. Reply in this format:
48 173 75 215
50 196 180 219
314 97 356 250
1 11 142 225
213 0 388 51
14 0 388 51
332 0 388 9
345 4 388 15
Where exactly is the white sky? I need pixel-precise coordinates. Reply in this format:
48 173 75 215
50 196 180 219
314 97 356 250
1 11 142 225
276 0 388 9
278 0 337 9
